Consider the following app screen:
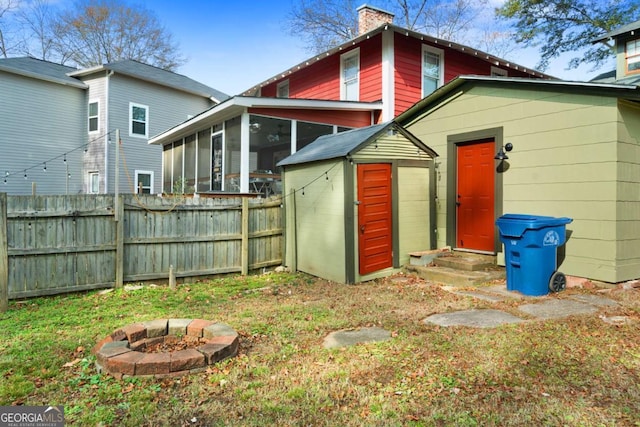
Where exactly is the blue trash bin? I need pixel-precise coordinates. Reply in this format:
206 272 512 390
496 214 573 296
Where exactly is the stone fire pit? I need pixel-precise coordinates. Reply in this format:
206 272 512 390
92 319 239 378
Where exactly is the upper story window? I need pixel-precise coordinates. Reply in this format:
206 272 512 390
626 39 640 74
277 80 290 98
88 101 99 133
130 103 149 138
422 45 444 97
341 48 360 101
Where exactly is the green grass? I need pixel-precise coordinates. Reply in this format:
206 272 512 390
0 272 639 426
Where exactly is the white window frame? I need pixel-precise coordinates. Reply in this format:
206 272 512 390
88 171 99 194
626 39 640 74
88 100 99 133
491 66 508 77
340 48 360 101
129 102 149 138
422 45 444 98
135 170 154 194
277 80 290 98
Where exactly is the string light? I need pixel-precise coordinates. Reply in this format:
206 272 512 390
63 154 67 163
24 170 27 179
43 163 47 172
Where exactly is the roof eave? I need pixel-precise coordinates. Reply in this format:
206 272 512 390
0 64 88 89
149 96 383 145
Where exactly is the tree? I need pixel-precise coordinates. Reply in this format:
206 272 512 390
496 0 640 71
0 0 21 57
287 0 496 54
16 0 56 61
52 0 184 70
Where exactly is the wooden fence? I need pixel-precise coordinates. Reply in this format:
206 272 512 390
0 193 283 310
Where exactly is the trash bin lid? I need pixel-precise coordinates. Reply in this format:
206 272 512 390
496 214 573 238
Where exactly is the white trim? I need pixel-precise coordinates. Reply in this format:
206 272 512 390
88 99 99 133
88 171 99 194
381 30 395 121
129 102 149 138
135 170 154 194
340 48 360 101
422 44 445 97
490 66 508 77
276 80 290 98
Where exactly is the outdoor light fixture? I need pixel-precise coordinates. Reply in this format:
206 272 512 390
494 142 513 160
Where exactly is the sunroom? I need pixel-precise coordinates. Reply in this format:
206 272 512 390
149 96 382 196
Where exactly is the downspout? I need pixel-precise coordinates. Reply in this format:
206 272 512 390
104 70 114 193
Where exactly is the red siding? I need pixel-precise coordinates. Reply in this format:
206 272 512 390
248 107 374 128
261 35 384 102
394 36 423 116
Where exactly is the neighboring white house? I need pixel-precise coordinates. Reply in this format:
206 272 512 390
0 57 228 195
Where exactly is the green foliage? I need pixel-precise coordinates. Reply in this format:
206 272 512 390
496 0 640 71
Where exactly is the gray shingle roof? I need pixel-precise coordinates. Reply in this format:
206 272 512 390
277 122 437 167
72 60 229 102
592 20 640 43
0 57 87 88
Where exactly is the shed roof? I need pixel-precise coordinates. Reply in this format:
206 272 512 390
69 59 229 102
0 57 87 88
396 75 640 126
277 121 437 167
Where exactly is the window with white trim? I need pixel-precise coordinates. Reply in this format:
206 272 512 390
422 45 444 97
341 49 360 101
626 39 640 74
277 80 289 98
88 101 99 133
88 171 99 194
130 103 149 137
135 170 153 194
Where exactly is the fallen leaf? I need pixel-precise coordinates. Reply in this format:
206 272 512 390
63 358 81 368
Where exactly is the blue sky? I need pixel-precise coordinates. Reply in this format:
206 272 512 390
127 1 602 95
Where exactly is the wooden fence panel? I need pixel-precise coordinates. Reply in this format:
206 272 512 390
0 193 284 302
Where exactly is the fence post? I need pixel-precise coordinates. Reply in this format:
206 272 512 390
241 197 249 275
115 195 124 288
0 193 8 312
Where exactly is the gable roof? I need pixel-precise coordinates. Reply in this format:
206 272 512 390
243 23 555 95
592 19 640 43
68 59 229 102
277 121 437 167
396 75 640 126
0 57 87 88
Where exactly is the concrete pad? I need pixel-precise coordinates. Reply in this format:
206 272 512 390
517 299 598 320
567 294 618 307
424 309 523 328
323 327 391 349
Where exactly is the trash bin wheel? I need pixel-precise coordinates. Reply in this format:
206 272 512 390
549 271 566 293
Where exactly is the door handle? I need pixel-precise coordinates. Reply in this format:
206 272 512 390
360 225 365 234
456 194 461 207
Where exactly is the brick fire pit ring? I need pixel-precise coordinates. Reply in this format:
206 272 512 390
92 319 239 378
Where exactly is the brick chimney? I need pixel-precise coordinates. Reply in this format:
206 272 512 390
357 4 394 36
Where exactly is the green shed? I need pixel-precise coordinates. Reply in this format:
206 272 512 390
277 122 438 283
396 76 640 284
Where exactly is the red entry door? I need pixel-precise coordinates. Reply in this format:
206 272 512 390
456 140 495 252
357 164 393 275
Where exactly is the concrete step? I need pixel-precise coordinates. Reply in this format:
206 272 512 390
433 253 496 271
405 263 505 287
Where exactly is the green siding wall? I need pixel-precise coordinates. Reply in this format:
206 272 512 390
406 84 633 283
283 160 347 283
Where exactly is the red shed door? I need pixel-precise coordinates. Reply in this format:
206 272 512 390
358 164 393 275
456 140 495 252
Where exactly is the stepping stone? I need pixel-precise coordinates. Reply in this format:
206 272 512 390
424 309 523 328
567 294 618 307
323 327 391 349
518 299 598 320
